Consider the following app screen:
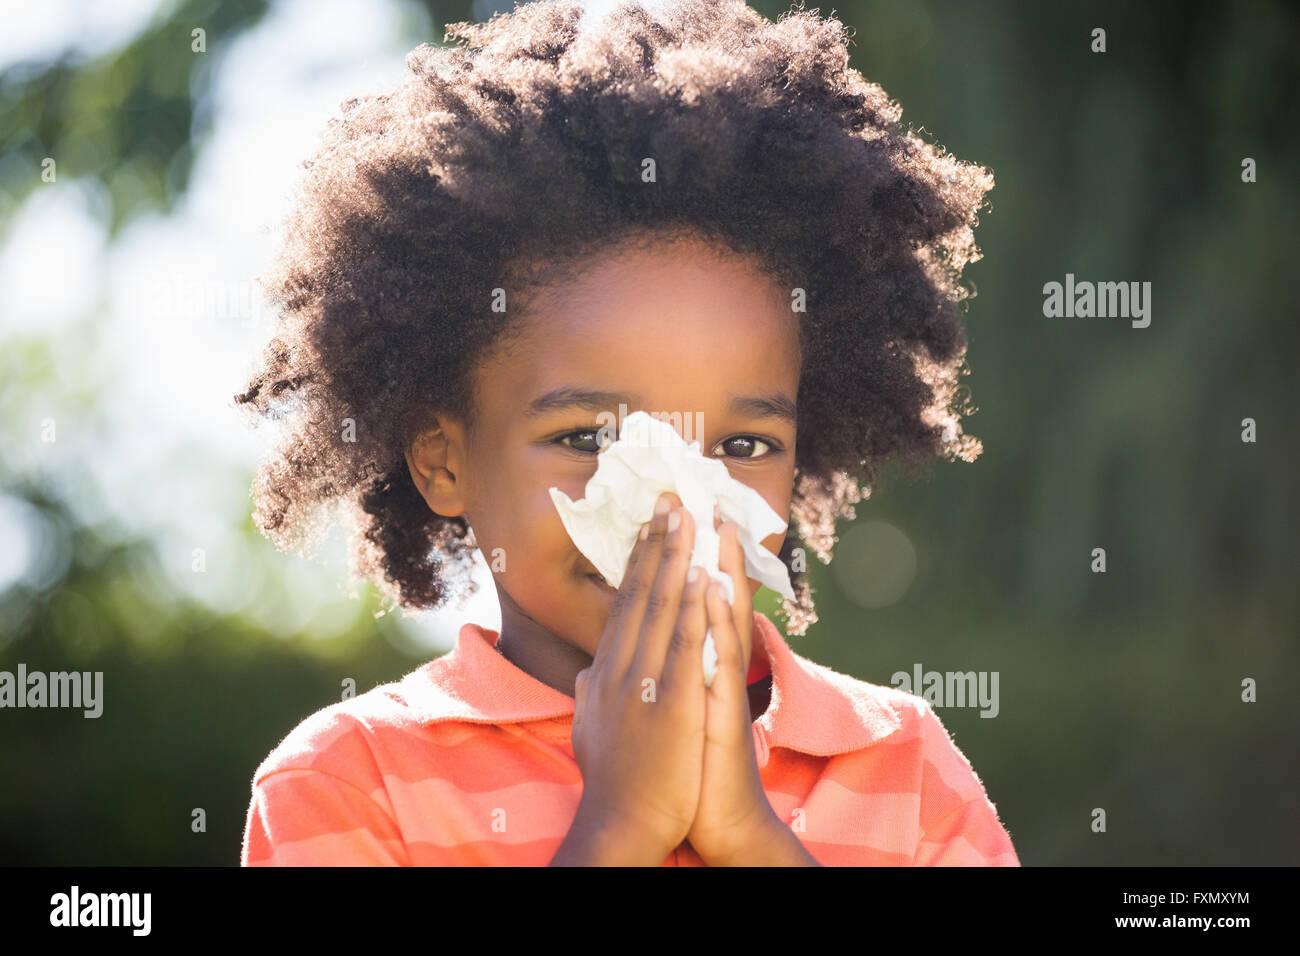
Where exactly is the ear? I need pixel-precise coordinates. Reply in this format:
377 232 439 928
405 413 469 518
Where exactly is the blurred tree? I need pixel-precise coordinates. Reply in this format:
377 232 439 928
0 0 483 238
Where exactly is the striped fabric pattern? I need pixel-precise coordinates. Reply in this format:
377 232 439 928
241 611 1020 866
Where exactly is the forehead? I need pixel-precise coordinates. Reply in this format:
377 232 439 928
475 237 802 422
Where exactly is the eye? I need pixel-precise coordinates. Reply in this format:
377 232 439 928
711 435 776 460
554 430 779 459
555 428 613 455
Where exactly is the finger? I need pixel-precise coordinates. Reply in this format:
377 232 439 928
631 502 697 683
592 490 679 681
659 562 710 697
715 521 754 673
704 577 747 719
622 491 678 585
571 667 590 736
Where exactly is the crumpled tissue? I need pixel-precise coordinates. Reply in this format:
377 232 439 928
549 410 795 686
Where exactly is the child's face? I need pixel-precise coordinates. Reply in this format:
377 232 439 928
407 234 801 659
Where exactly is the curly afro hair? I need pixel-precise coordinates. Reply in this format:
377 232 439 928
232 0 992 637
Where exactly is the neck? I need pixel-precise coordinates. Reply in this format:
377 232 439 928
494 588 593 698
492 586 773 720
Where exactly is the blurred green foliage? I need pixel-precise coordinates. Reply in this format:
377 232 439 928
1 0 1297 865
0 1 270 237
0 486 418 865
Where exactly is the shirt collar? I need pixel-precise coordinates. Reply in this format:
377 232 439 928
402 610 903 757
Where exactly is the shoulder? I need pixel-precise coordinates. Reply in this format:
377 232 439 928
811 656 985 776
761 615 930 751
811 666 1010 846
250 659 451 788
781 632 987 781
801 653 932 729
807 665 1017 860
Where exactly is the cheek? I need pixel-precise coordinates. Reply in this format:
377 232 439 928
509 480 586 577
463 472 566 582
536 460 599 537
753 482 794 555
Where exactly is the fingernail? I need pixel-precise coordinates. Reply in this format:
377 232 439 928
654 494 671 516
639 523 650 541
667 510 681 533
687 565 700 583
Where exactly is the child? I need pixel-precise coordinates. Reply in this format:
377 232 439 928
235 0 1017 865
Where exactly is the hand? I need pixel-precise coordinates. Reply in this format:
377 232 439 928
685 517 782 866
567 491 710 862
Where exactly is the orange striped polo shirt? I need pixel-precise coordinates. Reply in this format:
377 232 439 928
241 610 1020 865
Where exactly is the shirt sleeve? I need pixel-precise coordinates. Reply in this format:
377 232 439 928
911 702 1020 866
241 768 411 866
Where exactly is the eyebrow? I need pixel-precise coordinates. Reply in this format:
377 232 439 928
525 387 798 426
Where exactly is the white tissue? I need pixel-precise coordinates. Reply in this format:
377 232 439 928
549 410 795 687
